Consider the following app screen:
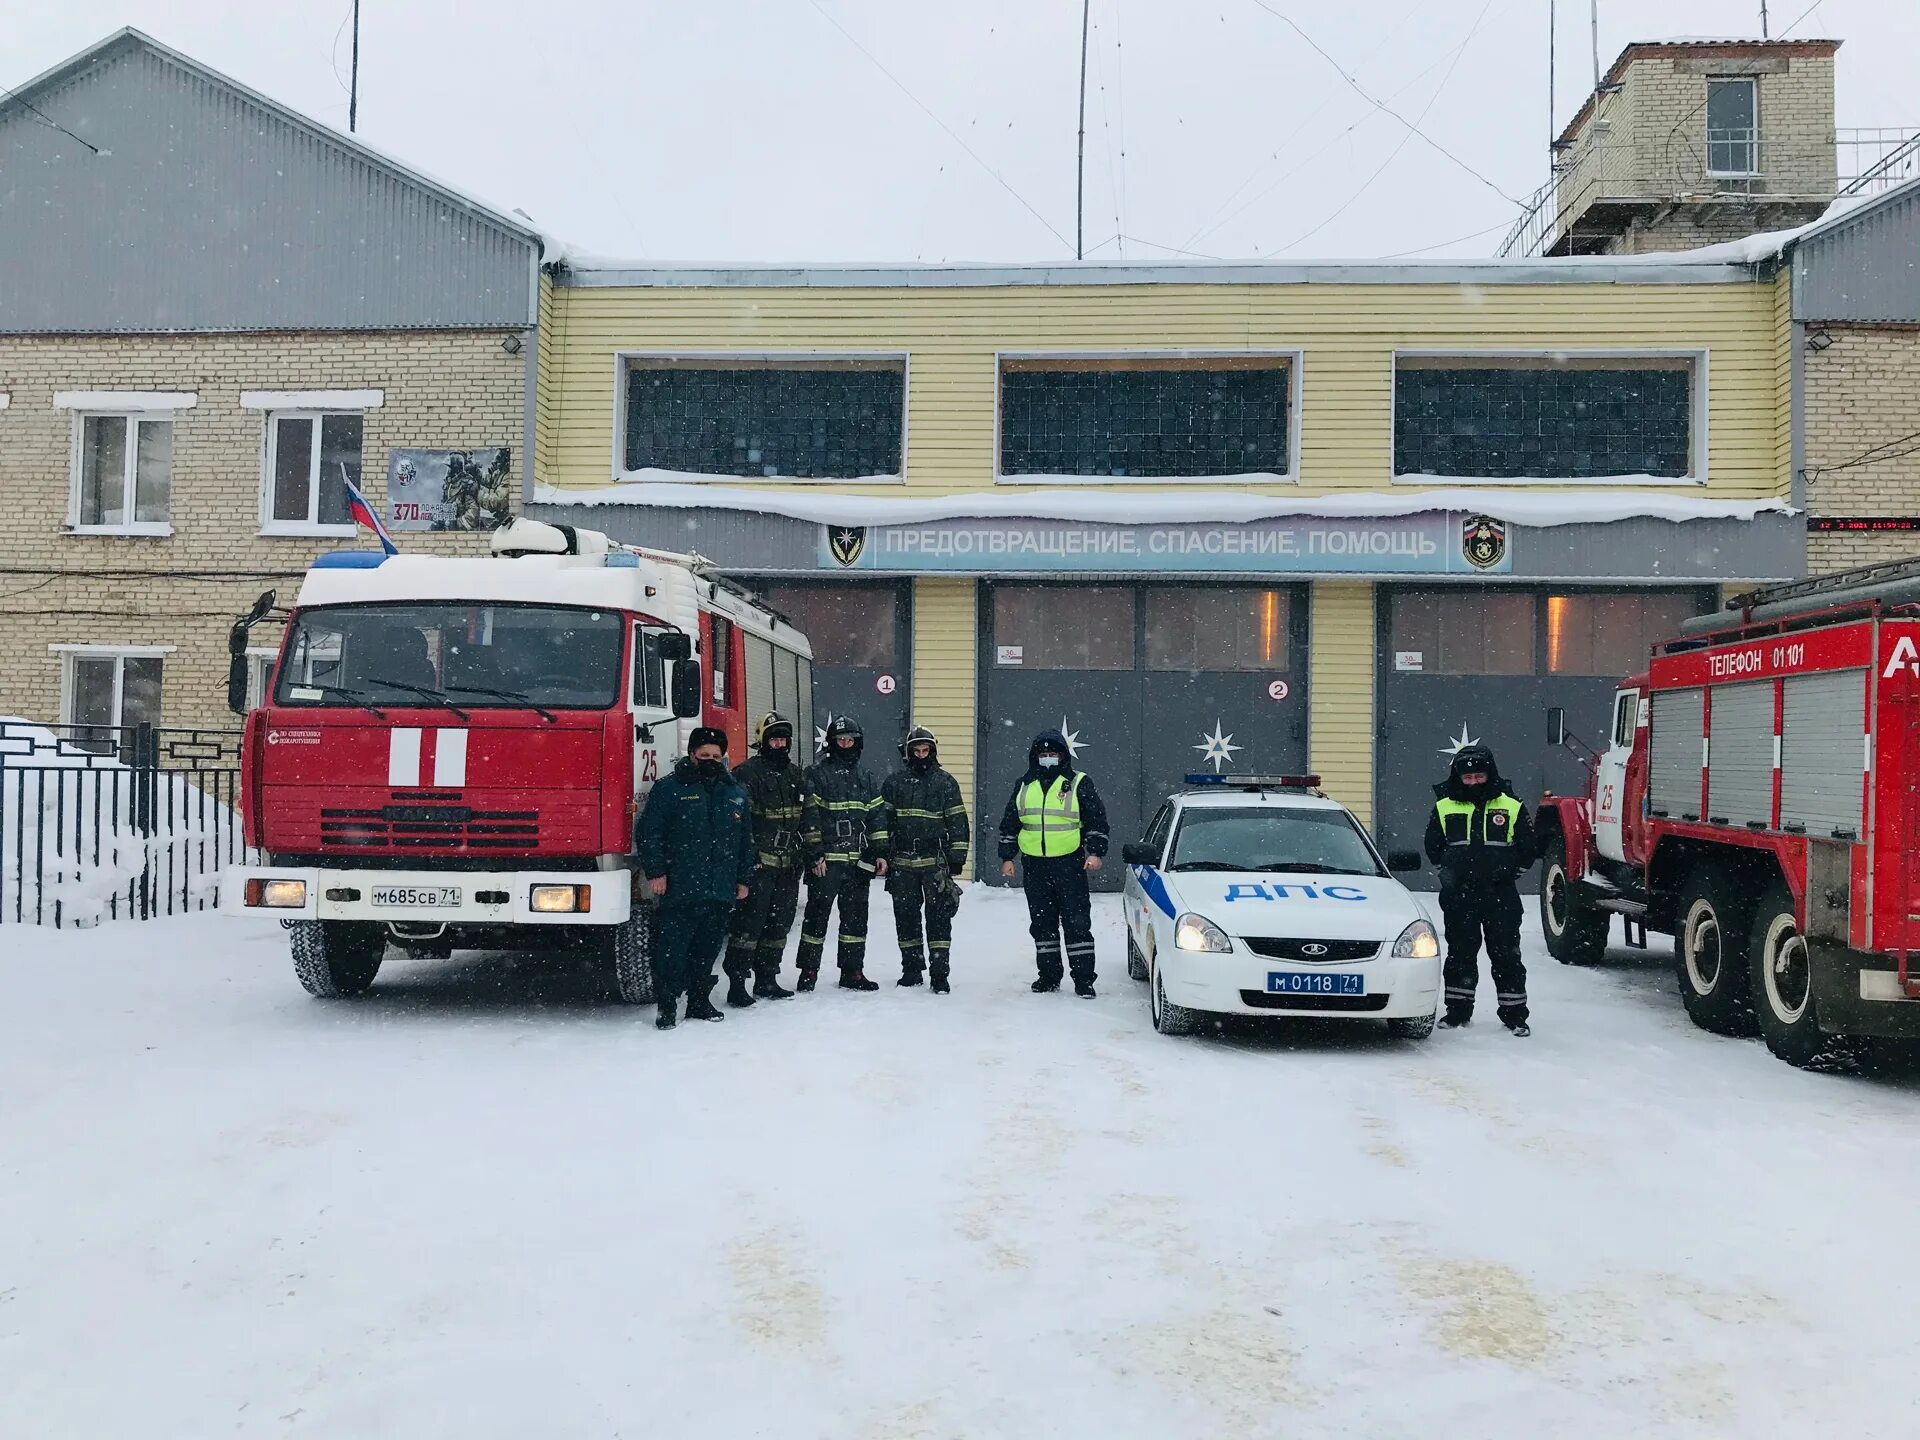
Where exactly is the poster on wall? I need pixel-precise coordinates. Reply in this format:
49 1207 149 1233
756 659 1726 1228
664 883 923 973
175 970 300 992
386 447 513 531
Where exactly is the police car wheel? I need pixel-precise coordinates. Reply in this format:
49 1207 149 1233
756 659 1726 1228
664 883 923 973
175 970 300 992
291 920 384 998
1674 866 1758 1037
1749 884 1860 1071
1149 959 1198 1037
1387 1011 1436 1041
1126 930 1149 983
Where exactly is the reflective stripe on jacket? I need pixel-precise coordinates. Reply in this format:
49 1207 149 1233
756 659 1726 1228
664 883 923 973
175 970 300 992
1433 793 1523 848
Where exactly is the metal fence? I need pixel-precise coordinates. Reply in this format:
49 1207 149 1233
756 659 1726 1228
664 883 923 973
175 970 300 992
0 719 252 927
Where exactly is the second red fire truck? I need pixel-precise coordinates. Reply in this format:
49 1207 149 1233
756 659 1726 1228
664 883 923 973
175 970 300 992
1537 559 1920 1068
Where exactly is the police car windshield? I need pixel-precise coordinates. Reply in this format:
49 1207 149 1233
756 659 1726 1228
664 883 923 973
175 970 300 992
273 602 623 709
1167 807 1382 876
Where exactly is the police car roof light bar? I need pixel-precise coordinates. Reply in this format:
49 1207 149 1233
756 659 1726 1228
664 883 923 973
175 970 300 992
1182 773 1322 790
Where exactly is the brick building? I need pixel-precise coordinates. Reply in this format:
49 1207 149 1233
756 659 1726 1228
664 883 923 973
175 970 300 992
0 30 541 732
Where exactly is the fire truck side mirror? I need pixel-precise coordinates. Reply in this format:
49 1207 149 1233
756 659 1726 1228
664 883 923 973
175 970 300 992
671 662 702 719
655 633 692 663
226 651 250 715
1546 707 1566 748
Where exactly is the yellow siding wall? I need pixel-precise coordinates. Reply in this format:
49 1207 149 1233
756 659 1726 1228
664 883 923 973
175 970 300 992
543 280 1786 500
909 577 978 876
1308 581 1377 827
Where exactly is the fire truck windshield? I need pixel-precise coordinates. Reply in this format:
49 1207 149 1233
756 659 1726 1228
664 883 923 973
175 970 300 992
272 603 624 711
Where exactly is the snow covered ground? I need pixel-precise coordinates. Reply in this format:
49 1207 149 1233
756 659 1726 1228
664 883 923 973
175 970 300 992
5 891 1920 1439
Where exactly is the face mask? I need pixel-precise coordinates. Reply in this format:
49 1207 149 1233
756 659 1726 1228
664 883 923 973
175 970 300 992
695 758 726 779
764 745 791 767
908 750 933 769
1037 755 1061 770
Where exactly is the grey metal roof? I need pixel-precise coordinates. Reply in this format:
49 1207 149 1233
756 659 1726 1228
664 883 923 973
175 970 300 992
1790 176 1920 323
0 29 541 332
554 257 1762 289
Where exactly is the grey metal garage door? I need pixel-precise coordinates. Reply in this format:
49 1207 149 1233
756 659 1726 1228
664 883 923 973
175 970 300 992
980 582 1309 890
752 581 912 754
1374 586 1712 889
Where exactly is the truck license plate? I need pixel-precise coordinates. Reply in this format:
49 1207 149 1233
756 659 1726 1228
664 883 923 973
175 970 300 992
1266 971 1365 996
370 886 461 908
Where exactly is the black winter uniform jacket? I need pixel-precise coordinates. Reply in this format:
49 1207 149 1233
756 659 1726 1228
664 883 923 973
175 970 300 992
733 752 808 871
1421 747 1537 891
635 757 756 905
881 763 969 874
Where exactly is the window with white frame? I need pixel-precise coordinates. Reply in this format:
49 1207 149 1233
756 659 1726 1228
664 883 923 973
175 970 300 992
72 414 173 532
263 412 364 533
1706 78 1759 177
244 648 279 710
58 648 168 749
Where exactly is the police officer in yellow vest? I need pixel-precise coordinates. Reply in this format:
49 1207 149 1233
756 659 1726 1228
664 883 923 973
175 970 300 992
1422 743 1537 1035
998 729 1110 997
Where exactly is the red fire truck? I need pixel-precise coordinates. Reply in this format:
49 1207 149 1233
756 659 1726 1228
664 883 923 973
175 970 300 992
222 519 812 1004
1536 559 1920 1067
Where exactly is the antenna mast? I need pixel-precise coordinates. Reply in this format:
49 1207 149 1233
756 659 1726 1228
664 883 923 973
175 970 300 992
1590 0 1601 91
1760 2 1771 38
349 0 362 132
1549 0 1557 167
1076 0 1090 259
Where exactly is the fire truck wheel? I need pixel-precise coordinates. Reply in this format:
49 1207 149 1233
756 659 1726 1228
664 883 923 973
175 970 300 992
1674 867 1758 1036
1749 885 1860 1070
1540 835 1609 966
609 912 656 1005
290 920 385 998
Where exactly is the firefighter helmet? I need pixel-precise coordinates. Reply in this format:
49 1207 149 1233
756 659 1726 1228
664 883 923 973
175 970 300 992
755 711 794 750
824 714 864 759
898 724 939 760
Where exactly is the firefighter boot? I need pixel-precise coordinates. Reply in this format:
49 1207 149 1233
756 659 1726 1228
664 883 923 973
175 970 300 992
898 969 925 988
684 986 725 1022
796 968 818 993
839 968 880 992
655 1000 678 1031
726 976 756 1009
930 964 951 995
752 972 795 1001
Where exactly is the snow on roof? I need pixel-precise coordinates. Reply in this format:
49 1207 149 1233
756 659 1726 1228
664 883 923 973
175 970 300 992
1616 178 1920 266
531 481 1793 530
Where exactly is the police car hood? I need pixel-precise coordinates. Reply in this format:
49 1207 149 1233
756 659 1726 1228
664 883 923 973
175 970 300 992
1147 867 1425 941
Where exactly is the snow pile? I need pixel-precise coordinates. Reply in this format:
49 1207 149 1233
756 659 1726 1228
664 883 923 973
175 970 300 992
532 480 1794 530
0 719 246 926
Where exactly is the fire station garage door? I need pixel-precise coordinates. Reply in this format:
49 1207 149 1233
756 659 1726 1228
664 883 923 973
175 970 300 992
752 581 912 753
980 581 1308 891
1373 586 1711 890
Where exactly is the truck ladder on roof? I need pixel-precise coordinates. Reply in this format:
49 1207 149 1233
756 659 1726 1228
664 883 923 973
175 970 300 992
1730 554 1920 614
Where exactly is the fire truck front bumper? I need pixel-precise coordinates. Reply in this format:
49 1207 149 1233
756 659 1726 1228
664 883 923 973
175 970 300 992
220 866 631 927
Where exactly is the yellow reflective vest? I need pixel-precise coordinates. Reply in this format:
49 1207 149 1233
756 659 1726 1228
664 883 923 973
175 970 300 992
1015 772 1086 858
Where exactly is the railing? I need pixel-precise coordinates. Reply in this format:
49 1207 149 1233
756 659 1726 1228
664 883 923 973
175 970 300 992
1497 127 1920 258
0 719 252 927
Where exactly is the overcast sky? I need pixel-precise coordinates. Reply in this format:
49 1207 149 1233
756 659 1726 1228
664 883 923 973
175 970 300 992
10 0 1917 262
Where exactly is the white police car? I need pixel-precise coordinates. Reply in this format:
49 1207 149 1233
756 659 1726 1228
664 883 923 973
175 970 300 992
1121 775 1441 1038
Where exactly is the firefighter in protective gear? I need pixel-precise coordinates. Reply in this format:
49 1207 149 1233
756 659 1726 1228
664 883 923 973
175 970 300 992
1423 743 1537 1035
998 729 1110 997
634 727 755 1030
881 726 969 992
723 712 807 1007
798 716 890 991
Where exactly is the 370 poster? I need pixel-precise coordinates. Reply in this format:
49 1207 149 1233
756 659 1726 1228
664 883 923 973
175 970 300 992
385 447 512 531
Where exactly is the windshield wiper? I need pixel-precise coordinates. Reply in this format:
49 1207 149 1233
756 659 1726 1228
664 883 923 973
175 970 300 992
363 675 470 720
309 683 386 719
1168 860 1242 872
444 683 557 723
1254 862 1371 875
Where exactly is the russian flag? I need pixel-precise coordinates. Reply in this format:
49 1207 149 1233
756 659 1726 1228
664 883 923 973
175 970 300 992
344 477 399 556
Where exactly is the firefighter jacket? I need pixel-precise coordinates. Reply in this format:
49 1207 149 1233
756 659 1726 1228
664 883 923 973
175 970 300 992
733 753 809 872
880 764 969 874
635 757 756 905
804 755 890 867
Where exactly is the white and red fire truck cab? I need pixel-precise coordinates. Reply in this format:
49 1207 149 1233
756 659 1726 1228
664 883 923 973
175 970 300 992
1538 559 1920 1067
222 519 812 1003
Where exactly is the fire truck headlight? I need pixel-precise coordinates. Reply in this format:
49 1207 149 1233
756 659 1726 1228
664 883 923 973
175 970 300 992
245 878 308 909
530 884 590 914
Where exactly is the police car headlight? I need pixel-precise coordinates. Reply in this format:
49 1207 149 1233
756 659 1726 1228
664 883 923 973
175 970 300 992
1174 913 1232 953
1393 919 1440 960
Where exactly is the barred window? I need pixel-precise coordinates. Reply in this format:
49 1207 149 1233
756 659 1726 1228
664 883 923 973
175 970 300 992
999 356 1292 478
623 357 904 479
1394 356 1695 480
